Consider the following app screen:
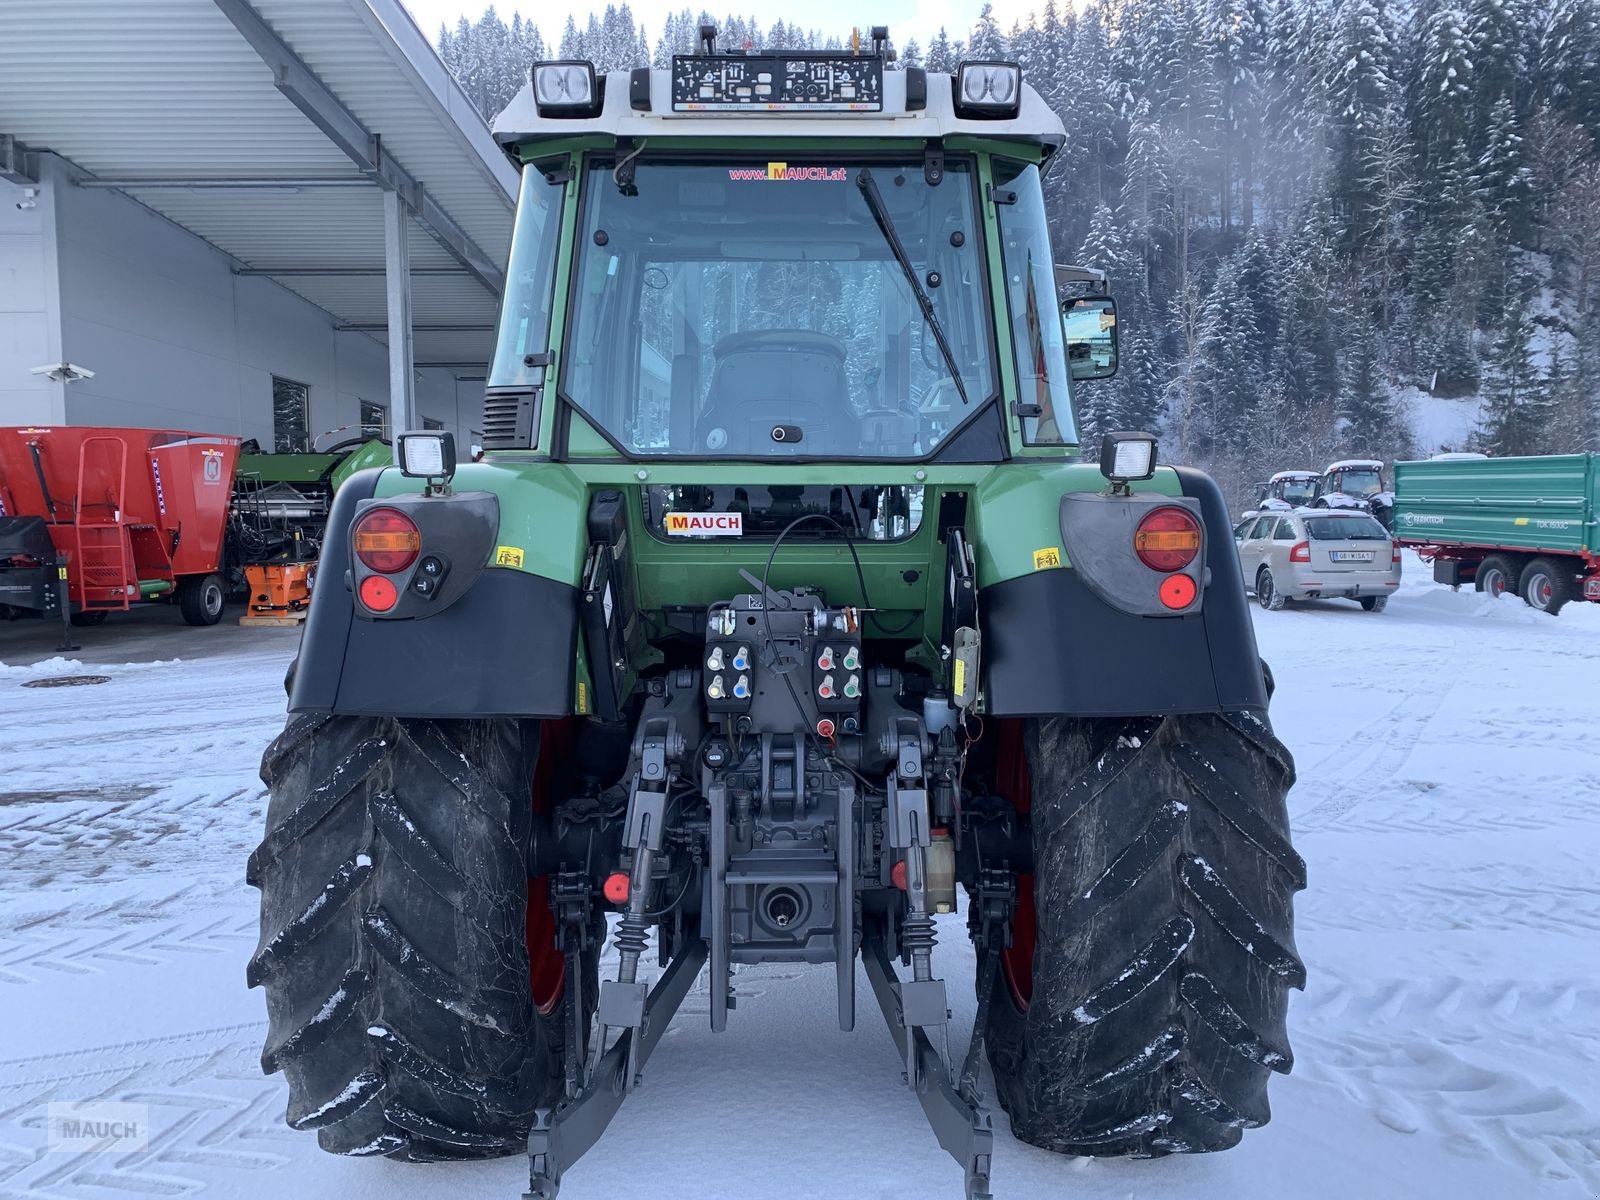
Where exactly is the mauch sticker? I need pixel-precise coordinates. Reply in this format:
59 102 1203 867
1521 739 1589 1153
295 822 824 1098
726 163 848 182
665 512 744 537
202 449 224 484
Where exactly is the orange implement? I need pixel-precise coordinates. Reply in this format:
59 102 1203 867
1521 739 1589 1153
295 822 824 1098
244 562 313 615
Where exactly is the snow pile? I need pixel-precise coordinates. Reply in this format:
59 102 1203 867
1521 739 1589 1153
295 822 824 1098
0 654 183 679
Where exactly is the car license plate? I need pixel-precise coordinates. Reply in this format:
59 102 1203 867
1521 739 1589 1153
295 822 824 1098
1331 551 1375 562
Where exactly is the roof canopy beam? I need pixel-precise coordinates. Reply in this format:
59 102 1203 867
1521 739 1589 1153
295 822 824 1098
1 134 38 185
78 176 370 189
210 0 505 295
337 323 494 332
235 266 467 276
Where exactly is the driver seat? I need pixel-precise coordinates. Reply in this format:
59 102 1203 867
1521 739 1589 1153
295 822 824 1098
697 330 850 452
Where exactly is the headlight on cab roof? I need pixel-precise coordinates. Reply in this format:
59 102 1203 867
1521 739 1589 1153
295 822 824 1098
954 61 1021 118
533 60 600 116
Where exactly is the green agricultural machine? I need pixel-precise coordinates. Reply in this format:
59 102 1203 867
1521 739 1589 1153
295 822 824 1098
249 34 1303 1199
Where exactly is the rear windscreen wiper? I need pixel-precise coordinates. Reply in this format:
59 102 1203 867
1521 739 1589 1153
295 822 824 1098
855 169 971 406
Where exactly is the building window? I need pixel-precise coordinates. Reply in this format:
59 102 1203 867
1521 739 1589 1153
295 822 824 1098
422 416 445 431
360 399 388 439
273 377 311 452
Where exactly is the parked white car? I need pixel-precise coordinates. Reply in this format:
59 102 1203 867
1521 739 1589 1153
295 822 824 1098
1235 508 1401 612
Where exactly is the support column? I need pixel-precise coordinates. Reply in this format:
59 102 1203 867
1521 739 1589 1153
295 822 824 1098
384 188 416 434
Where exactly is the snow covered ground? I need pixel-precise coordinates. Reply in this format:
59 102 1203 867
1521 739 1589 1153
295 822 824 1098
2 559 1598 1199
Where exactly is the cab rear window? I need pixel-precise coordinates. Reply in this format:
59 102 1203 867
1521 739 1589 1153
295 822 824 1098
1304 516 1387 540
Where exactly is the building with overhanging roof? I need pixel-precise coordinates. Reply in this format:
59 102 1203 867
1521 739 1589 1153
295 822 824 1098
0 0 512 449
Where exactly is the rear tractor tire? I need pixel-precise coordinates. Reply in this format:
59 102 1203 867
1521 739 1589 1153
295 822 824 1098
982 712 1304 1156
178 573 226 626
248 715 591 1159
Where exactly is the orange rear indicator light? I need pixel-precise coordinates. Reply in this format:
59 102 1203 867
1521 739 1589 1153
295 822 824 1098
354 507 421 574
1134 507 1202 571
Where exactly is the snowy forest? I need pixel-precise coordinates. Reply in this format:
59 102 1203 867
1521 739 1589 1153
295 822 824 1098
437 0 1600 488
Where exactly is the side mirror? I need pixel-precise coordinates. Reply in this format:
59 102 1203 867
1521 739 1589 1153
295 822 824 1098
1063 296 1118 381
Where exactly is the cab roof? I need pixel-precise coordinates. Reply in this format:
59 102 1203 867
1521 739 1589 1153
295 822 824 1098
492 67 1065 154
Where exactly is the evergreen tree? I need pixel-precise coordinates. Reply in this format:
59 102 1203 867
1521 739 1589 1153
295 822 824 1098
1337 311 1405 454
1476 297 1547 453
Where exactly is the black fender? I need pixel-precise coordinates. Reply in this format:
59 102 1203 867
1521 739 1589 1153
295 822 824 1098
287 468 579 719
979 467 1269 719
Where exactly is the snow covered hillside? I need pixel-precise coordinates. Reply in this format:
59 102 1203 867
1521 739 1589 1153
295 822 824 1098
1 564 1596 1198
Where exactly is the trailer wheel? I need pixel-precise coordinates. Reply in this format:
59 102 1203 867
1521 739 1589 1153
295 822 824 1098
982 713 1304 1157
249 716 586 1159
178 574 226 626
1519 558 1576 616
1474 556 1515 599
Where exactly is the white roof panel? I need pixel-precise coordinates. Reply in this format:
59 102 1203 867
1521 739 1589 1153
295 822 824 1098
0 0 515 373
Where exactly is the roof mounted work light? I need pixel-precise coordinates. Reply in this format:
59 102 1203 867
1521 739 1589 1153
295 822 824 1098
397 431 456 482
532 60 600 116
954 61 1022 118
1099 431 1158 484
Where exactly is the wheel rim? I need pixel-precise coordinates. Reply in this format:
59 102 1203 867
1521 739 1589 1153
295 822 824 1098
526 877 565 1015
1483 567 1505 596
1530 573 1552 610
1258 572 1273 607
205 584 223 616
527 718 572 1016
994 719 1034 1011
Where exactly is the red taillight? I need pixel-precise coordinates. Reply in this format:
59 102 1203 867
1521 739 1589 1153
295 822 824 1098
359 574 399 612
1133 507 1202 571
1290 541 1311 563
1392 544 1401 563
353 507 420 574
1159 573 1198 609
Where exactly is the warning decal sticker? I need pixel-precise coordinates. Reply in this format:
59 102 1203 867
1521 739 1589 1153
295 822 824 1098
1032 546 1063 570
664 512 744 537
494 545 525 567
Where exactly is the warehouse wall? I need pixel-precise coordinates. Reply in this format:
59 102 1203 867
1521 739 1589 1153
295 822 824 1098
29 154 471 443
0 173 64 425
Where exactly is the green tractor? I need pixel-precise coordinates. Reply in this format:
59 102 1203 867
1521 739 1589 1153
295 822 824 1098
249 33 1303 1199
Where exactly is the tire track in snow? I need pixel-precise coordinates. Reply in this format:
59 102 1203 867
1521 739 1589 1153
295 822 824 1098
1294 978 1600 1194
1295 1030 1600 1193
0 1024 294 1197
1298 870 1600 935
1295 670 1457 831
0 785 265 890
0 913 256 987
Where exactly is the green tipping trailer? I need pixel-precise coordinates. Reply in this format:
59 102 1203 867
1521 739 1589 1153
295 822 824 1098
1392 453 1600 614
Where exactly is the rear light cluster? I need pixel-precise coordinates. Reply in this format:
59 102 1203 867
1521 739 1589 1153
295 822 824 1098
353 507 420 613
1133 507 1203 610
1289 541 1311 563
1133 507 1201 571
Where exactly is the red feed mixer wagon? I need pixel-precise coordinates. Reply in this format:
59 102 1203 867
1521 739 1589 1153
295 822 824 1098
0 426 240 626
